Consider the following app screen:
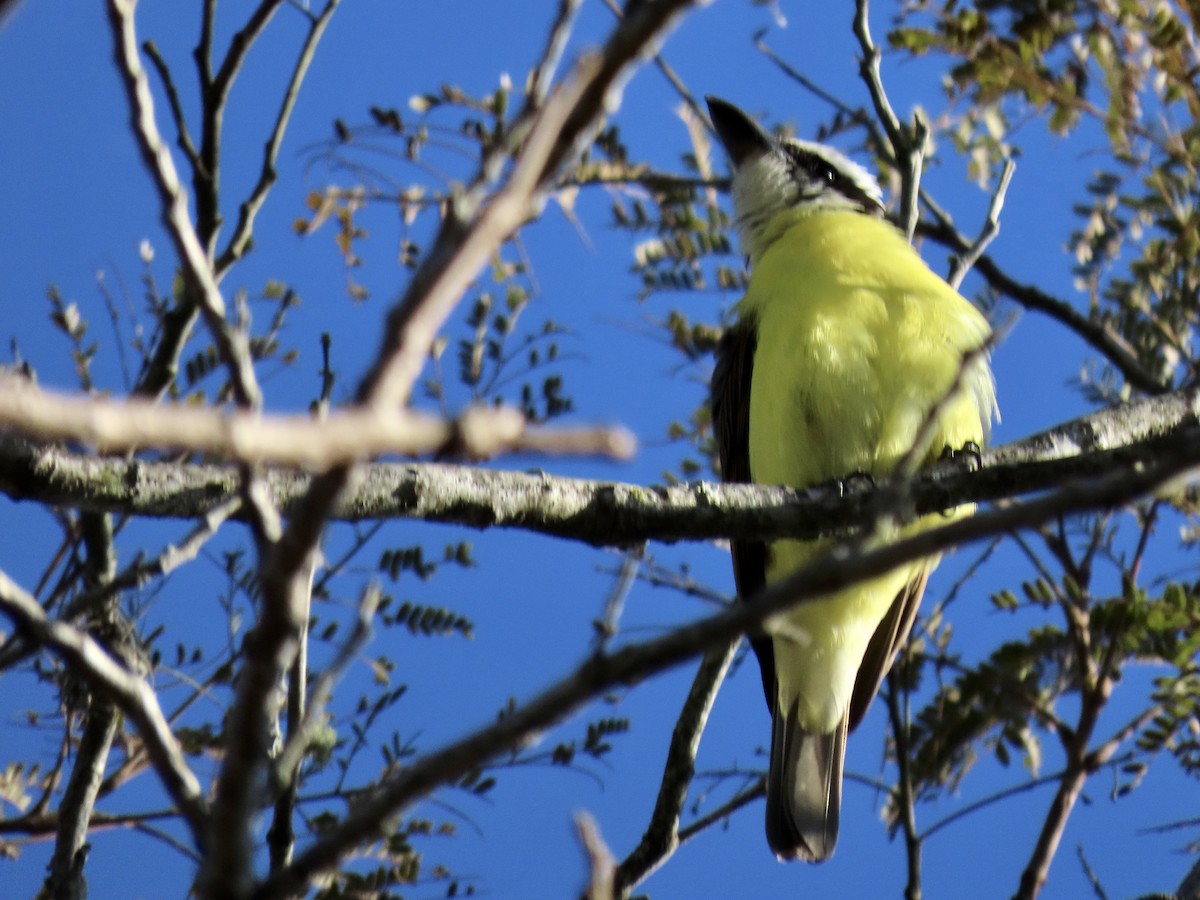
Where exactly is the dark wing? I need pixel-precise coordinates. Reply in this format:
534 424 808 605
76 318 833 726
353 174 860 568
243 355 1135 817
710 318 775 711
847 567 929 731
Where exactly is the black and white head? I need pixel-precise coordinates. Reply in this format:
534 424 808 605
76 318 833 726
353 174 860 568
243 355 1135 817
706 96 883 262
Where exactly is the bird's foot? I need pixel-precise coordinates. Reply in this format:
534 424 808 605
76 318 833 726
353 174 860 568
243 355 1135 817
837 470 876 497
940 440 983 472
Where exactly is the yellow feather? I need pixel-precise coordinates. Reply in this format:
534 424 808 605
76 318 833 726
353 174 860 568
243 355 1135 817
742 209 994 732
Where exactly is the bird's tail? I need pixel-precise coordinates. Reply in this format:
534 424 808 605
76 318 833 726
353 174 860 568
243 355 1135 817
765 699 847 862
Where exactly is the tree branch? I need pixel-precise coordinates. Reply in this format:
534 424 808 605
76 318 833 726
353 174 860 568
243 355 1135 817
105 0 262 408
0 378 635 468
853 0 924 240
216 0 340 274
142 39 202 172
614 639 738 896
886 676 923 900
3 383 1198 542
917 203 1169 395
255 432 1200 899
0 570 207 848
43 700 118 900
946 157 1015 291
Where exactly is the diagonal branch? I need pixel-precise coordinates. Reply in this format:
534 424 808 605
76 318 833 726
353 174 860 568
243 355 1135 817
195 0 288 249
216 0 340 274
614 639 739 896
106 0 262 408
142 39 201 171
917 203 1169 395
0 570 207 847
947 157 1016 291
853 0 924 240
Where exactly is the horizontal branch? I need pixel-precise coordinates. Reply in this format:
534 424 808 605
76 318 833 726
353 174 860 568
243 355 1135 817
254 397 1200 899
0 378 634 468
3 385 1197 543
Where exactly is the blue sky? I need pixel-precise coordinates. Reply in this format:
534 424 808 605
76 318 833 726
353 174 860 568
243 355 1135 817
0 1 1194 898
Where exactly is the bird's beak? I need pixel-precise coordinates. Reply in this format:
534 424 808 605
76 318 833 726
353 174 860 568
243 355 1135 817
706 95 774 167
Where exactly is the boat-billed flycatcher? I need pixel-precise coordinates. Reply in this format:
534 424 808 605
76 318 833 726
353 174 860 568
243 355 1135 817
706 96 997 862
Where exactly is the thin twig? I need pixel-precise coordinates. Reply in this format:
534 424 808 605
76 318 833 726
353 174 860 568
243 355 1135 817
614 639 738 896
105 0 262 408
919 763 1086 842
675 776 765 843
64 498 242 622
196 0 288 250
947 157 1016 291
142 39 201 171
216 0 340 273
1076 844 1110 900
886 677 923 900
530 0 583 105
594 544 646 642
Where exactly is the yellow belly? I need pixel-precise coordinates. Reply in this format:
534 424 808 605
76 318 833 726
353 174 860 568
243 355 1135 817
742 210 993 731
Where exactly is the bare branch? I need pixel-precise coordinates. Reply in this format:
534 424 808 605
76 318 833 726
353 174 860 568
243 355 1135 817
0 379 635 468
886 678 923 900
142 39 202 171
675 777 764 843
67 498 241 621
44 513 121 900
530 0 584 106
0 570 207 847
210 0 288 106
576 811 617 900
255 435 1200 899
195 0 288 250
198 521 316 897
216 0 340 273
44 702 119 900
3 383 1197 545
266 547 317 873
947 157 1016 291
853 0 923 239
614 640 738 896
273 584 380 786
106 0 262 408
600 0 705 125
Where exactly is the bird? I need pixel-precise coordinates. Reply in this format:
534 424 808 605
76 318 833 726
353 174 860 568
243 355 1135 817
706 96 997 863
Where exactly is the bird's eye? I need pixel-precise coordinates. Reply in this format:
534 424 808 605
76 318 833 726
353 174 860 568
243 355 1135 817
792 150 839 187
